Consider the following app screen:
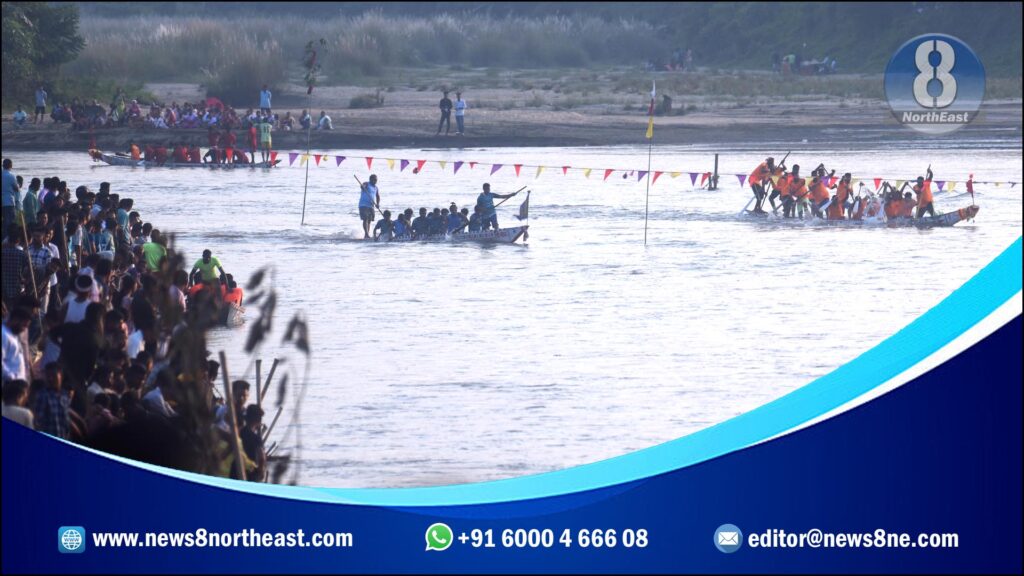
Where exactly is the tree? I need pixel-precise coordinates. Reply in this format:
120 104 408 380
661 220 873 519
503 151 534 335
1 2 85 103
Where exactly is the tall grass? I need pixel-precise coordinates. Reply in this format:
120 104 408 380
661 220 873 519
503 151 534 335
68 13 661 90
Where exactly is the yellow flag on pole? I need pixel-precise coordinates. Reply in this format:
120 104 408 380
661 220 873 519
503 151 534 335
645 81 655 139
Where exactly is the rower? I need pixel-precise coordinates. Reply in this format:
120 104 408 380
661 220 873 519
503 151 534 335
393 211 409 238
428 208 445 235
783 164 805 219
411 207 428 238
469 205 483 232
477 183 517 230
808 175 830 218
447 203 464 233
748 157 774 213
358 175 380 240
191 249 227 288
767 163 786 211
221 274 244 306
373 210 394 241
910 167 935 218
827 173 852 220
130 142 141 161
901 192 915 218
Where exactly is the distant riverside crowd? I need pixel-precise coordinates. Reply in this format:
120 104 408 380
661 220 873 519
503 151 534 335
2 158 269 482
11 84 334 134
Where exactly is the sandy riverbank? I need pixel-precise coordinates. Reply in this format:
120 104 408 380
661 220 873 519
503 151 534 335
3 77 1020 151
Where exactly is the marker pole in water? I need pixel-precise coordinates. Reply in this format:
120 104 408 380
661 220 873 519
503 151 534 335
643 130 654 246
300 91 312 226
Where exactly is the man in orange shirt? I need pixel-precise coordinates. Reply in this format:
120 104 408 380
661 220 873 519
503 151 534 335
784 165 806 219
748 157 774 213
912 167 935 218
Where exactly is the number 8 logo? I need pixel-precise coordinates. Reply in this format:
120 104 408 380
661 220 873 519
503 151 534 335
914 39 956 109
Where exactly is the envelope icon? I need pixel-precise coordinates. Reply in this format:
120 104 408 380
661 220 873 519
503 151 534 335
718 531 739 546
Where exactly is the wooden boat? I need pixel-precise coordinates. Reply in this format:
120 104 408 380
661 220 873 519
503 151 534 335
382 225 529 244
89 149 280 169
740 202 978 228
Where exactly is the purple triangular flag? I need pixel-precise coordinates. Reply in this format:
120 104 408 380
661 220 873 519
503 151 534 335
936 180 945 191
335 155 345 166
400 159 409 171
490 164 503 175
737 174 747 187
689 172 698 185
454 161 464 174
637 171 648 182
288 152 298 166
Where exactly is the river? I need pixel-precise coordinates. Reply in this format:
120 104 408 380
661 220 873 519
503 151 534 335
6 140 1021 488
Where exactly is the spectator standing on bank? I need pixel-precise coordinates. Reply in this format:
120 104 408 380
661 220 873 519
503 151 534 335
454 91 467 136
436 91 453 136
259 85 272 115
34 86 47 124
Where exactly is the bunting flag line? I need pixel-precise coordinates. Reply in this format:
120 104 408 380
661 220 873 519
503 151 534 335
248 149 1016 189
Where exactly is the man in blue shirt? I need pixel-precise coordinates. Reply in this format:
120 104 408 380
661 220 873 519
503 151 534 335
476 183 517 230
411 208 428 238
373 210 394 242
259 84 272 114
359 175 380 239
2 159 22 242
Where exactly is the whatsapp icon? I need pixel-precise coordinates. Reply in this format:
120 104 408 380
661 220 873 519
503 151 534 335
424 523 453 552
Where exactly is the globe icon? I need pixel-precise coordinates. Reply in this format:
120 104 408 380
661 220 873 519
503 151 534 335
61 529 83 551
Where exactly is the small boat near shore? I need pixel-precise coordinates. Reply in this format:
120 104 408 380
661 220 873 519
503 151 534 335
89 149 280 169
383 225 529 244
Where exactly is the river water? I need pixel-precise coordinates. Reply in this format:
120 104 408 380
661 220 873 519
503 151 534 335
7 140 1022 488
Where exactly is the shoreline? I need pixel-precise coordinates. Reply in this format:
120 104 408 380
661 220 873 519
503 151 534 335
4 100 1020 153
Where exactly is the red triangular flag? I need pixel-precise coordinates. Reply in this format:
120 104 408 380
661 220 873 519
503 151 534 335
416 160 426 173
652 171 663 184
270 151 278 164
514 164 522 177
366 157 373 169
314 154 322 166
873 177 882 189
604 169 614 181
700 172 710 185
469 162 477 169
562 166 570 175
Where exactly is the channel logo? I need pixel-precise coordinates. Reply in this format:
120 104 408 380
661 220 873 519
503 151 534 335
884 33 985 135
57 526 86 554
714 523 743 553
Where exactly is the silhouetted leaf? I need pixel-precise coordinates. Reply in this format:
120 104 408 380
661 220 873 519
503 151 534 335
246 290 264 306
276 373 289 408
247 267 267 290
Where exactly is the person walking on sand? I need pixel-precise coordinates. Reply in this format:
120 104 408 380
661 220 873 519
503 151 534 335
34 86 47 124
259 84 272 115
454 92 467 135
436 91 453 136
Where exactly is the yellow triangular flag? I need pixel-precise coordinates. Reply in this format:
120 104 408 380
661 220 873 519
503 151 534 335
535 166 544 178
771 175 780 185
386 158 395 170
300 154 309 166
670 172 681 179
583 168 592 179
947 181 957 191
994 182 1001 187
895 180 904 189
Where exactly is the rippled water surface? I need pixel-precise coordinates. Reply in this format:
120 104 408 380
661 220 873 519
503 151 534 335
8 140 1021 487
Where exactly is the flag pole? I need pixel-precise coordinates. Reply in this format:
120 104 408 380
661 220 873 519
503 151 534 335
644 80 655 246
300 90 312 226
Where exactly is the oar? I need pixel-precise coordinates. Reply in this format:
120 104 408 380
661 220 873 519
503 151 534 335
737 197 755 217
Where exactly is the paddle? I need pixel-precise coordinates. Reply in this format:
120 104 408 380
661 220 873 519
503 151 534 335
453 186 528 234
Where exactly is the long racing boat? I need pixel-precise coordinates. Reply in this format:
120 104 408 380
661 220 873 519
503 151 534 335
382 225 529 244
89 149 280 169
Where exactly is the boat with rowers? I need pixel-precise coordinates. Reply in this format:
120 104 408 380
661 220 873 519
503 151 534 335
384 225 529 244
89 149 280 169
740 194 979 228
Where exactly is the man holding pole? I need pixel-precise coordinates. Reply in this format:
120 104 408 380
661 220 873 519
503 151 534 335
477 183 518 230
359 175 381 240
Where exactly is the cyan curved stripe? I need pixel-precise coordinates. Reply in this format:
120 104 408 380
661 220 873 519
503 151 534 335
60 237 1024 506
